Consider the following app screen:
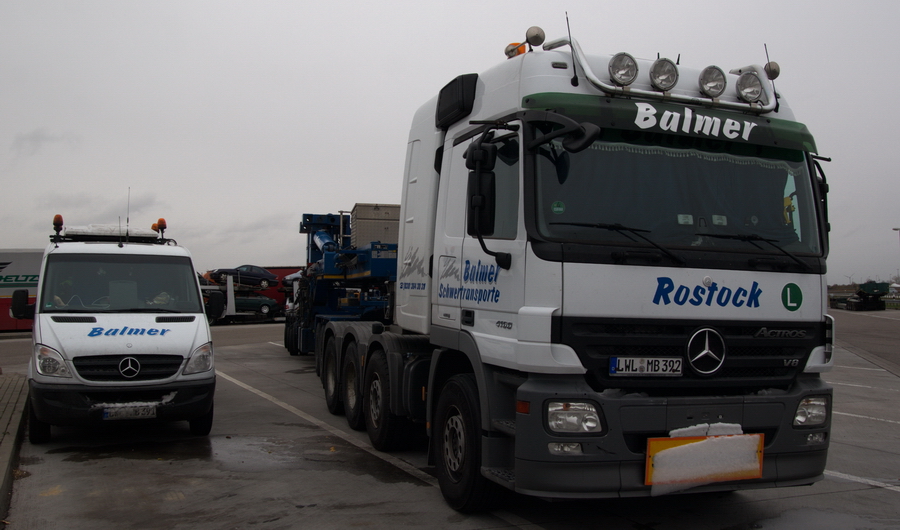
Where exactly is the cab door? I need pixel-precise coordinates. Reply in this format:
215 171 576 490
457 127 527 365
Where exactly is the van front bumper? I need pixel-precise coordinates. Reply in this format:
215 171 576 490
29 378 215 425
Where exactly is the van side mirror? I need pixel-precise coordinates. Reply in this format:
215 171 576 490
206 290 225 322
11 289 34 319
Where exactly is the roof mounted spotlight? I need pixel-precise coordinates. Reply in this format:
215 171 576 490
505 26 545 59
52 214 64 246
608 53 638 86
156 218 167 239
649 58 678 92
736 71 763 103
698 65 727 98
525 26 545 48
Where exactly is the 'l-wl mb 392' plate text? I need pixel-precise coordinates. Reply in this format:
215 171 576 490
610 357 682 376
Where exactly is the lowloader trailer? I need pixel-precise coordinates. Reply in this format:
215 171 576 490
285 25 834 512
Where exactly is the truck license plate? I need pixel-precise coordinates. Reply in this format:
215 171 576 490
610 357 682 376
103 405 157 420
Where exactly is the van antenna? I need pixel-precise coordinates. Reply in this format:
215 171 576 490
566 12 578 87
125 187 131 244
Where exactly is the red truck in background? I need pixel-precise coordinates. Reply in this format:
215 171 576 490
0 249 41 331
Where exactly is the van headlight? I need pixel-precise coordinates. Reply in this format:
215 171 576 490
35 344 72 378
547 401 604 433
184 343 214 375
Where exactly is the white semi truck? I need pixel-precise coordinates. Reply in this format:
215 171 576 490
288 26 833 511
12 216 224 443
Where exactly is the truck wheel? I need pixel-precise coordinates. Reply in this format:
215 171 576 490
286 320 299 356
364 350 407 450
189 403 214 436
434 373 498 513
323 337 344 415
342 342 366 431
28 401 51 444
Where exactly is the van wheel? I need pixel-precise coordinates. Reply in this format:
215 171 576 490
342 342 365 431
434 374 498 513
28 402 51 444
323 337 344 415
189 403 214 436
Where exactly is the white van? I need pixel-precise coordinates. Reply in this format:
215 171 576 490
12 217 224 443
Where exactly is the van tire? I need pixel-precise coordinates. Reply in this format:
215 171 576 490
28 402 51 444
189 403 214 436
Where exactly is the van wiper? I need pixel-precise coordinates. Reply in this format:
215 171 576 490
551 222 685 265
96 308 182 313
696 232 811 270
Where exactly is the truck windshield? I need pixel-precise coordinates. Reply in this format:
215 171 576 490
533 126 821 256
40 254 203 313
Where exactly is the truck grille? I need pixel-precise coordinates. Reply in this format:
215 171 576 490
73 355 185 382
556 318 822 392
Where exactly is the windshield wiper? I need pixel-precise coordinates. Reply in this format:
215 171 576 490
696 232 811 270
551 222 685 265
96 308 184 313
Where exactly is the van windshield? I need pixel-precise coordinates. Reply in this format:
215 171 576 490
40 254 202 313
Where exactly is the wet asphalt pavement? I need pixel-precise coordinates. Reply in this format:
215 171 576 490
4 316 900 529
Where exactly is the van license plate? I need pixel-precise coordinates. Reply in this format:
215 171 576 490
103 405 157 420
610 357 682 376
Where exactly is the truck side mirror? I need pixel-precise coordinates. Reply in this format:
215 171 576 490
11 289 34 319
467 171 496 236
464 142 497 171
562 122 602 153
206 290 225 322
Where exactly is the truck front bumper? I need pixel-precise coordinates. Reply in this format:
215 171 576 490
495 374 831 498
29 378 215 426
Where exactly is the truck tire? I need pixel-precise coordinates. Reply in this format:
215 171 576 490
189 403 214 436
323 336 344 415
28 401 51 444
364 350 408 450
342 341 366 431
284 317 299 356
434 373 498 513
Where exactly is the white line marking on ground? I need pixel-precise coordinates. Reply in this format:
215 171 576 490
825 470 900 493
218 369 542 528
834 411 900 425
218 369 543 528
216 370 438 485
834 365 885 371
828 381 900 392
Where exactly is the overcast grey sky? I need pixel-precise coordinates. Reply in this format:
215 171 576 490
2 0 897 284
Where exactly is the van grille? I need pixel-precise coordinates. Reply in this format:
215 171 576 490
73 355 184 382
